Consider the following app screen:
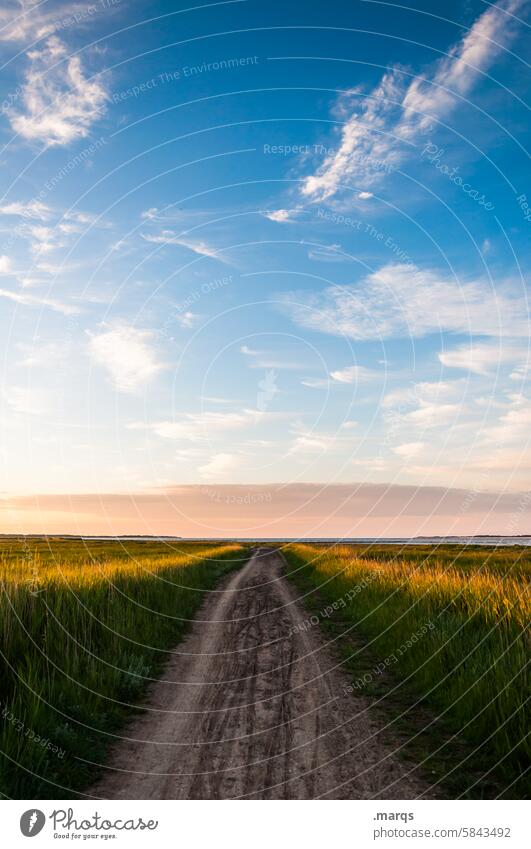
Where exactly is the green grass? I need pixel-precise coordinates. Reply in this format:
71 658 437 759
283 543 530 798
0 537 248 799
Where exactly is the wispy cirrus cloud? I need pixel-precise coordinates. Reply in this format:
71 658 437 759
301 0 525 200
0 203 108 289
142 232 231 264
0 285 79 314
8 35 108 146
130 409 288 442
284 263 529 340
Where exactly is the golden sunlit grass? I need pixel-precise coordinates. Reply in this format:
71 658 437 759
0 537 247 798
284 543 530 798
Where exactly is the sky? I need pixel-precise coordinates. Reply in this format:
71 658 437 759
0 0 530 537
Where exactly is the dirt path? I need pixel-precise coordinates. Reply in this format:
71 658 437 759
88 548 431 800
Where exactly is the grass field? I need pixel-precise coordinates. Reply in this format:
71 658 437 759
0 537 248 799
283 543 530 798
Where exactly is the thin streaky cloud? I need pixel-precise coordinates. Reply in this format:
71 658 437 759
129 409 291 441
330 364 381 383
0 286 80 314
142 232 232 264
302 0 525 200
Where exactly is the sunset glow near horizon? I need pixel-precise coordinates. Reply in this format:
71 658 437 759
0 0 530 538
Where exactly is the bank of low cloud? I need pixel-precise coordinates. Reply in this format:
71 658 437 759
2 483 529 538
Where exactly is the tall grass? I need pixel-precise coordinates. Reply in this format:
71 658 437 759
0 538 247 798
284 543 530 798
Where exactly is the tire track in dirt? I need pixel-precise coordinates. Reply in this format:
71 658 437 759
88 548 432 799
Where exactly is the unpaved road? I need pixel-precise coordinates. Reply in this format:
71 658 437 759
89 548 431 799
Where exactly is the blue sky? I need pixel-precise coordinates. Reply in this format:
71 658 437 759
0 0 530 535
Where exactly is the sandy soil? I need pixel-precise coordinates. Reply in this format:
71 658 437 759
88 548 432 800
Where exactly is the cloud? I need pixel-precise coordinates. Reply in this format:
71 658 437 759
16 340 67 367
4 482 531 537
2 385 49 415
9 36 108 146
289 429 340 454
357 191 373 200
301 0 524 199
398 0 524 137
240 344 300 370
307 243 347 263
0 200 52 220
330 364 380 384
509 364 529 382
198 452 241 479
175 311 200 329
249 358 301 371
301 377 329 389
0 286 79 314
0 1 102 43
263 208 301 223
141 207 159 220
405 403 460 428
1 204 103 265
383 380 465 408
0 201 95 226
481 394 531 445
301 72 406 199
439 342 530 375
0 256 12 273
289 424 358 455
27 224 63 254
394 441 426 458
130 409 286 441
284 263 529 340
142 232 230 263
383 380 466 433
87 324 165 393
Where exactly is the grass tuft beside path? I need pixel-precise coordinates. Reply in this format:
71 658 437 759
283 543 530 798
0 538 248 798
